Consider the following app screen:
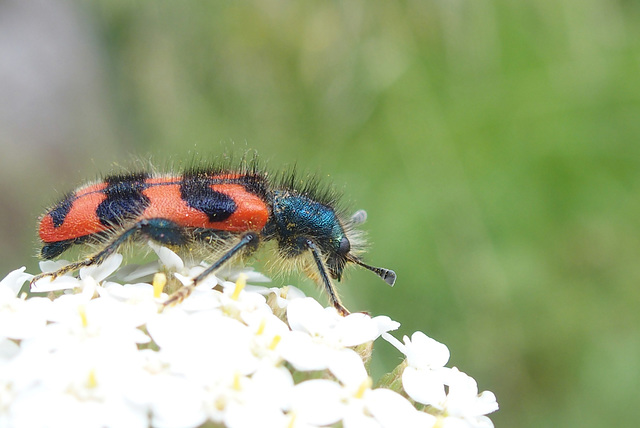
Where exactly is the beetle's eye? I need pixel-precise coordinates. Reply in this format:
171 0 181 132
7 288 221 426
338 236 350 255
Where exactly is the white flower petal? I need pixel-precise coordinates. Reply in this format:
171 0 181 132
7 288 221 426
402 366 448 406
225 268 272 283
444 368 499 418
173 272 194 286
79 253 123 282
465 415 496 428
404 331 450 370
99 281 158 303
115 261 162 282
440 417 473 428
0 267 33 295
38 259 70 274
225 401 287 428
148 241 185 271
249 366 294 409
0 337 20 362
145 375 207 428
367 388 436 428
339 313 381 346
0 296 51 340
260 285 307 310
475 391 499 415
372 315 400 335
279 331 334 371
30 274 80 292
328 348 368 386
287 297 334 335
342 411 381 428
290 379 346 426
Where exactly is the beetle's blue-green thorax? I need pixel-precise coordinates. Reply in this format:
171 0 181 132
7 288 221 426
264 190 350 279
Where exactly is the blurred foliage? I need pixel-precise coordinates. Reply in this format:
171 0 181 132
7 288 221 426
2 0 640 427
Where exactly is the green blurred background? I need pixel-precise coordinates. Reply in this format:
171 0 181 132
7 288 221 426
2 0 640 426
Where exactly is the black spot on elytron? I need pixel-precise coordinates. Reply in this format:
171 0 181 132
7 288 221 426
48 193 74 228
239 174 270 200
40 235 94 259
96 174 150 227
41 239 74 259
180 175 237 222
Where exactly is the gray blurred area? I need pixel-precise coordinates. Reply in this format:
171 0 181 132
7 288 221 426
0 0 122 270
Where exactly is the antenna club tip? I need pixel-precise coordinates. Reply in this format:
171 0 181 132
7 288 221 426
348 255 395 286
383 269 396 287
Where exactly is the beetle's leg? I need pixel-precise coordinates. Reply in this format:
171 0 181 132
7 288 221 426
306 239 350 316
31 219 188 288
163 231 259 306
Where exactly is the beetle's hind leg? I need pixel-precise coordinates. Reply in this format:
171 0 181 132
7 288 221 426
163 231 259 306
31 219 189 288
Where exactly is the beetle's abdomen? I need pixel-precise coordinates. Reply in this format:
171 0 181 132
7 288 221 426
38 173 270 245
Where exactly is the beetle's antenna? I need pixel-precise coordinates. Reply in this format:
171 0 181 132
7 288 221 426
347 254 396 287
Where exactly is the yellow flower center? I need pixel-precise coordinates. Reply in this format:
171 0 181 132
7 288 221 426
153 272 167 298
78 304 88 328
269 335 282 350
232 372 242 391
231 274 247 301
354 377 373 399
86 369 98 389
256 318 267 335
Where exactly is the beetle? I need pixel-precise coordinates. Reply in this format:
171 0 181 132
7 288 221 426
32 162 395 315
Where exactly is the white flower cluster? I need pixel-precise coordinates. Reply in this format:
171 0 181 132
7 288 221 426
0 244 498 428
